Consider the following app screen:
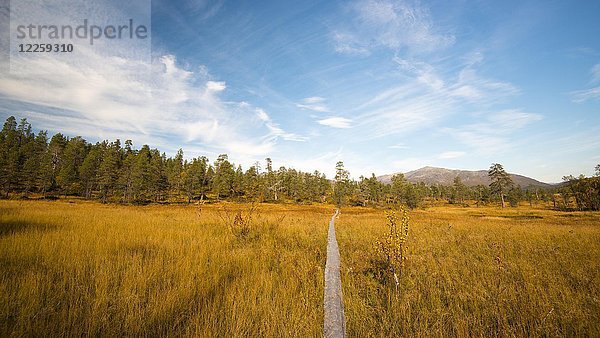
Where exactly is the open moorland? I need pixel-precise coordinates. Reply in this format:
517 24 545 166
0 200 329 336
337 205 600 337
1 200 599 336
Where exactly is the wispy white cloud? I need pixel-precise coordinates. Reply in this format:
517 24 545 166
449 68 519 102
255 108 307 142
388 143 409 149
488 109 543 129
571 87 600 103
332 32 371 56
184 0 224 20
446 109 543 154
394 55 518 103
350 52 521 139
317 117 353 128
0 51 300 160
393 57 444 90
462 50 484 67
591 63 600 83
571 87 600 102
296 96 331 113
333 0 454 55
438 151 466 159
0 0 307 163
206 80 226 92
450 129 508 153
570 63 600 102
304 96 326 104
282 148 345 177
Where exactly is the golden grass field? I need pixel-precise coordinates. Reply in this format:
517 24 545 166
0 200 329 336
1 200 599 336
337 205 600 337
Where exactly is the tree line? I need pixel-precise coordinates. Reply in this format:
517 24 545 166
332 162 552 209
1 116 597 209
559 168 600 211
0 117 331 204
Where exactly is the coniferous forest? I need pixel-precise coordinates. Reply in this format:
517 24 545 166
1 116 599 210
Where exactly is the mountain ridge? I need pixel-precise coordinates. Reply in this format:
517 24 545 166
377 166 553 188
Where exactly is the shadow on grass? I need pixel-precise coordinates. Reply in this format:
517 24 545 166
498 215 544 220
469 214 544 220
0 219 58 237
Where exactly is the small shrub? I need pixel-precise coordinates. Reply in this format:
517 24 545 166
219 204 257 240
231 211 251 238
374 207 410 292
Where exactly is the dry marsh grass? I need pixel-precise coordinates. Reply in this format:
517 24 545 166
337 205 600 337
0 200 330 336
2 200 599 336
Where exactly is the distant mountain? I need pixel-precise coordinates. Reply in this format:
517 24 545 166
377 166 552 188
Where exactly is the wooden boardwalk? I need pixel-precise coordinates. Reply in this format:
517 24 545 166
324 209 345 338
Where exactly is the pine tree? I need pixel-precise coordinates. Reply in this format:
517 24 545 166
118 140 136 203
390 173 407 205
131 145 152 202
264 157 277 200
37 133 67 196
79 142 104 199
167 148 184 200
183 157 207 203
194 156 210 202
213 154 235 199
57 136 88 195
333 161 350 207
453 176 467 204
233 165 244 197
244 165 262 201
0 117 19 195
23 131 48 194
15 119 35 193
488 163 514 208
97 140 121 202
149 149 168 202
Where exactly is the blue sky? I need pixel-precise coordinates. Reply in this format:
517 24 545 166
1 0 599 182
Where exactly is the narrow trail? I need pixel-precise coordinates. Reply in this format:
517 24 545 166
324 209 345 338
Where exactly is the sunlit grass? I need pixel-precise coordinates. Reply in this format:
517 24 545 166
337 205 600 337
0 200 330 336
2 200 599 336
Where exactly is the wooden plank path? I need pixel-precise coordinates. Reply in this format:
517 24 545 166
324 209 346 338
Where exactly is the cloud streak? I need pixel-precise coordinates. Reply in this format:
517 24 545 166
332 0 454 55
317 117 353 128
255 108 307 142
296 96 331 113
0 51 299 161
570 63 600 102
445 109 543 154
349 53 522 140
438 151 466 159
571 87 600 103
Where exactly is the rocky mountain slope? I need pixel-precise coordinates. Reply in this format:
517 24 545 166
377 166 552 188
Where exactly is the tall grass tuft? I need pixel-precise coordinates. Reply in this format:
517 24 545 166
375 208 410 292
